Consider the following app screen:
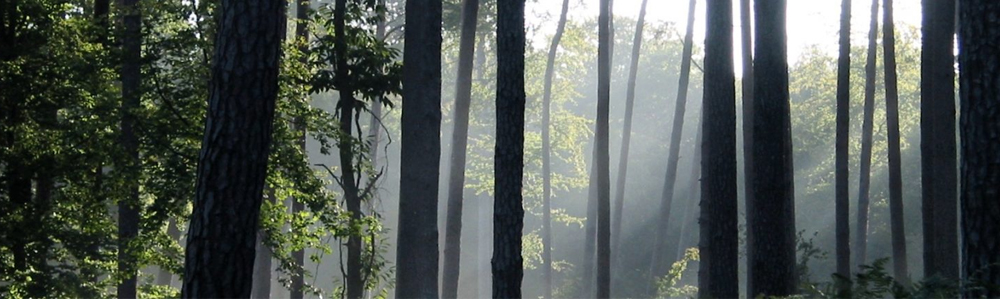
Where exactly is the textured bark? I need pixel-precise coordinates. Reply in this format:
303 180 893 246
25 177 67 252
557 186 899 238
118 0 141 296
596 0 612 297
698 0 738 297
748 0 796 296
291 1 309 297
958 1 1000 296
854 0 879 269
881 0 909 284
649 0 696 281
180 0 285 296
738 0 755 292
492 0 525 297
539 0 568 298
610 0 648 261
396 0 443 298
920 0 958 282
835 0 852 291
442 0 479 297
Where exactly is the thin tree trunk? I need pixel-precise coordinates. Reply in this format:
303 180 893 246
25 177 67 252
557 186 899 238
881 0 909 284
118 0 142 296
748 0 796 296
493 0 525 297
854 0 879 269
675 124 701 260
835 0 852 293
396 0 443 298
610 0 648 262
180 0 285 296
157 218 182 286
477 193 492 299
596 0 613 297
920 0 958 282
738 0 755 292
442 0 479 297
649 0 697 282
540 0 569 298
958 1 1000 296
290 1 309 298
699 0 738 297
581 157 597 298
252 190 277 298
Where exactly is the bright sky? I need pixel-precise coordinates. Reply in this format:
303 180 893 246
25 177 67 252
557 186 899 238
527 0 923 74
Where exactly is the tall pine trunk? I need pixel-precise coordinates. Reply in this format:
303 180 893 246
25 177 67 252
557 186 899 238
540 0 569 298
748 0 796 296
699 0 738 297
180 0 285 296
854 0 879 268
442 0 479 297
595 0 613 297
881 0 909 284
957 1 1000 296
118 0 142 296
649 0 696 282
396 0 442 297
492 0 526 296
739 0 755 291
835 0 852 292
920 0 958 282
610 0 648 261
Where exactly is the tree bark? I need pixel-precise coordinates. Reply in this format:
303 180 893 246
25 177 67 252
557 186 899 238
442 0 479 297
854 0 879 269
699 0 738 297
180 0 285 297
835 0 852 292
920 0 958 282
880 0 909 284
492 0 525 297
748 0 796 296
595 0 612 297
118 0 142 296
539 1 569 298
649 0 697 282
610 0 648 262
396 0 443 298
958 1 1000 296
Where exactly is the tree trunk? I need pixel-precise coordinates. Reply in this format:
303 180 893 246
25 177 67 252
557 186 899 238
880 0 909 284
118 0 142 296
958 1 1000 296
290 1 310 298
595 0 613 297
442 0 479 297
854 0 879 269
610 0 648 262
492 0 525 297
920 0 958 282
581 157 597 298
180 0 285 297
699 0 738 297
157 218 182 286
738 0 755 292
252 190 277 298
835 0 852 293
649 0 696 282
397 0 443 298
748 0 796 296
676 123 701 260
539 0 569 298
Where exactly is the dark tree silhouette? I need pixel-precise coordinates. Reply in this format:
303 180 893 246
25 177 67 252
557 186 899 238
442 0 479 297
958 1 1000 296
396 0 442 298
540 0 568 298
881 0 909 284
699 0 738 297
596 0 612 297
854 0 879 268
748 0 796 296
920 0 958 282
180 0 286 296
835 0 852 292
649 0 696 283
492 0 525 297
118 0 141 297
